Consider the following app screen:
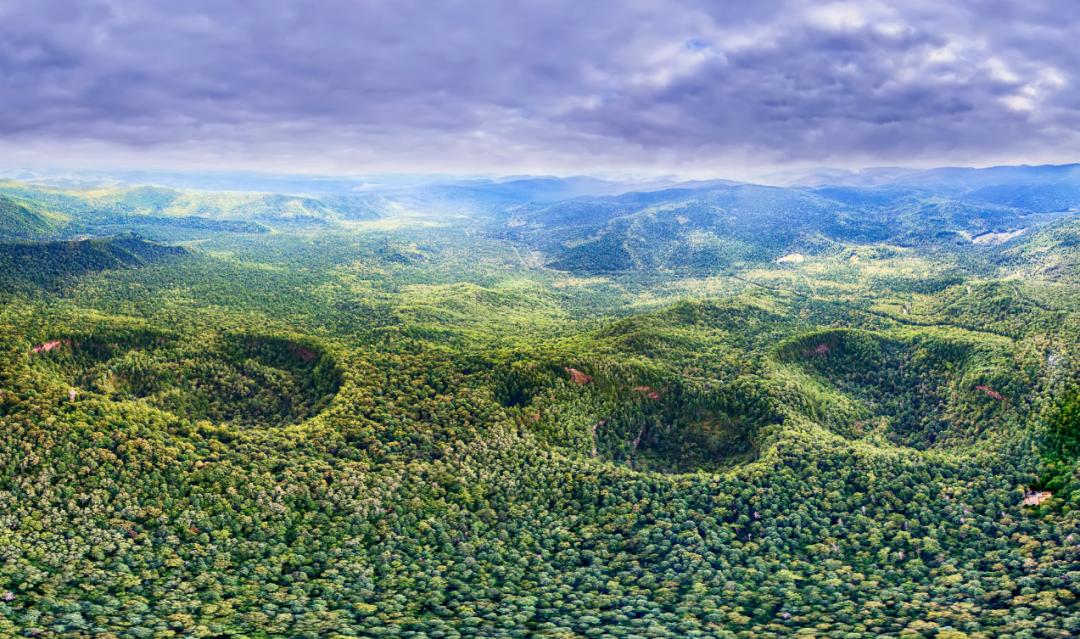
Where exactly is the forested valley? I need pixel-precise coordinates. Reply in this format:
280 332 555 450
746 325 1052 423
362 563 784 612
0 168 1079 638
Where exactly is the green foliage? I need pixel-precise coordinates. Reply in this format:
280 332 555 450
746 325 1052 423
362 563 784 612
777 329 1038 449
0 178 1079 638
1039 391 1080 508
30 329 341 427
77 215 271 239
1047 392 1080 461
0 194 62 240
0 234 187 295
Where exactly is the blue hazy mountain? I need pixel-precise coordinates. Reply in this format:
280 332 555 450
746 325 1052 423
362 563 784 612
3 165 1080 269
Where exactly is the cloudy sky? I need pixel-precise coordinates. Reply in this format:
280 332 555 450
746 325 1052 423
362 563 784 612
1 0 1078 176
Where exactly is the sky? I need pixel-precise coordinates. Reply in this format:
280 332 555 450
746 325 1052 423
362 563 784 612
1 0 1079 177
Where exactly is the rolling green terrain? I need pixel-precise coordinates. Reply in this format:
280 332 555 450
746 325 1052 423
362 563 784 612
0 171 1079 639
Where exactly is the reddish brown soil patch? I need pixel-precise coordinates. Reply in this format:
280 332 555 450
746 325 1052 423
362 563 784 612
31 339 71 354
1023 489 1051 506
565 367 592 385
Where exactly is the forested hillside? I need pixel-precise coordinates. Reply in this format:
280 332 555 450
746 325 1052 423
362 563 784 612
0 181 381 242
493 183 1066 275
0 235 188 296
0 194 64 240
0 172 1078 638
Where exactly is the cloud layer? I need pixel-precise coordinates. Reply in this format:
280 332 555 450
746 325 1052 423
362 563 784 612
1 0 1079 173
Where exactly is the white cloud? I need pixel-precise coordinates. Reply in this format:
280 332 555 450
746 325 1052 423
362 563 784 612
806 2 873 31
1000 95 1035 112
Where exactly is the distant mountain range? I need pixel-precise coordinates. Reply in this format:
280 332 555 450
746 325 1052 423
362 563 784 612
4 163 1080 276
758 163 1080 191
7 162 1080 194
0 166 736 199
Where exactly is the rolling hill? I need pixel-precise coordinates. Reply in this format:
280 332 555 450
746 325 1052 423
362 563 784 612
0 169 1078 637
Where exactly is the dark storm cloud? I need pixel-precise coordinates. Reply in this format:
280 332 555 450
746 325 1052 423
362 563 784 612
1 0 1079 171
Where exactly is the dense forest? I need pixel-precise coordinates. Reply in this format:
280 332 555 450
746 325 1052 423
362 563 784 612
0 172 1079 638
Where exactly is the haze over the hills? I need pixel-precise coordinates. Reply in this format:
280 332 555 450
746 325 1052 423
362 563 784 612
7 162 1080 196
